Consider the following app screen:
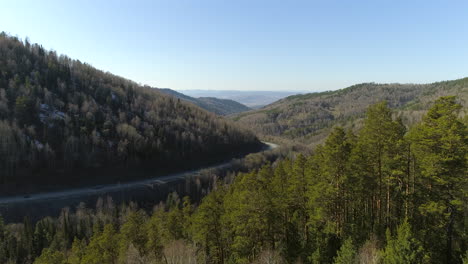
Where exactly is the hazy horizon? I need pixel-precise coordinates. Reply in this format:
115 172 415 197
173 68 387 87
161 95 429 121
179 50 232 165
2 1 468 91
176 89 308 93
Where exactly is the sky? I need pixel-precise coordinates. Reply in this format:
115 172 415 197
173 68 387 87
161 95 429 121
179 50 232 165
1 0 468 91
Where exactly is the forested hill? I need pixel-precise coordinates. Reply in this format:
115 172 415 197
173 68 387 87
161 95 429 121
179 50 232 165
0 33 261 194
158 88 250 115
233 79 468 145
2 97 466 264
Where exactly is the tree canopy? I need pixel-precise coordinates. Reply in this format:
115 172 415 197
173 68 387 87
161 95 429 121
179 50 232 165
0 33 260 194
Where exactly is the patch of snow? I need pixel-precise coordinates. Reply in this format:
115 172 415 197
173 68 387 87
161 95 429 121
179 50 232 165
34 140 44 150
51 111 65 119
40 104 50 111
111 92 116 101
38 103 66 124
39 113 47 123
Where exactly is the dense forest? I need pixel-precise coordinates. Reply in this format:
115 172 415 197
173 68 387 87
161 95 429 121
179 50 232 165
159 89 251 116
1 96 465 263
0 33 261 194
233 78 468 146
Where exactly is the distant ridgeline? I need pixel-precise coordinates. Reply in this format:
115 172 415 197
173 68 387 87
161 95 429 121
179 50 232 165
0 33 261 193
234 78 468 145
158 88 251 116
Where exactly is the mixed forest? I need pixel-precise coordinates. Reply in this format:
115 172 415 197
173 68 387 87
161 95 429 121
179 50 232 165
233 78 468 146
0 96 466 264
0 33 260 194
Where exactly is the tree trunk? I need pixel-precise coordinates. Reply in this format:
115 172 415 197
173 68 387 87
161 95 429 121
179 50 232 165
446 203 455 264
405 144 411 218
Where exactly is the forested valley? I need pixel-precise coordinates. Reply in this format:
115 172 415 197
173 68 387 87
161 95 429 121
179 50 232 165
0 33 260 194
1 96 466 264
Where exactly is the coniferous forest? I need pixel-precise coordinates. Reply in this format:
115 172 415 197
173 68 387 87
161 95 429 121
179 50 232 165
0 34 260 194
0 96 466 263
4 1 468 263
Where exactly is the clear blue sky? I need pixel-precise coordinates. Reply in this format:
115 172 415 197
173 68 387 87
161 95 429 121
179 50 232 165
2 0 468 91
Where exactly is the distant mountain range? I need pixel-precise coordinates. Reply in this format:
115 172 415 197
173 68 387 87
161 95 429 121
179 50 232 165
233 78 468 146
178 90 304 108
159 89 250 115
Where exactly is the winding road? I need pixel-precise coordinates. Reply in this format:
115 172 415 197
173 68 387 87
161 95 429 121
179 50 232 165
0 142 278 206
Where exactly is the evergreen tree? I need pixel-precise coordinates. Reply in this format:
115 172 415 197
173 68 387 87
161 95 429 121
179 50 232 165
0 216 7 264
118 210 148 259
316 127 352 235
81 224 119 264
192 187 228 263
33 248 66 264
351 101 406 233
287 154 309 246
224 167 276 263
144 210 164 261
380 220 426 264
462 250 468 264
68 238 86 264
333 238 356 264
409 96 467 263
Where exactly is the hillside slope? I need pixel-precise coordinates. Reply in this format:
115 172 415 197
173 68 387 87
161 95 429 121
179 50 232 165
234 79 468 145
159 88 250 115
0 34 261 193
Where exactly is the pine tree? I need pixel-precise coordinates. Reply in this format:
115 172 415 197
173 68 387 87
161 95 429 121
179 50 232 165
409 96 467 263
144 210 164 261
462 250 468 264
192 187 227 263
0 216 6 264
287 154 309 244
352 101 405 233
33 248 66 264
81 224 119 264
68 238 86 264
318 127 352 235
118 210 148 259
224 167 277 263
333 238 356 264
380 220 425 264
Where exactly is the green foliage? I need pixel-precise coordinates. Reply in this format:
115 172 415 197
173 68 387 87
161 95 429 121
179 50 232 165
33 248 66 264
234 78 467 146
1 97 466 264
462 250 468 264
68 238 86 264
118 210 148 259
380 220 426 264
223 167 278 263
333 238 356 264
0 216 7 263
192 188 227 263
409 96 467 263
81 224 119 264
144 210 164 261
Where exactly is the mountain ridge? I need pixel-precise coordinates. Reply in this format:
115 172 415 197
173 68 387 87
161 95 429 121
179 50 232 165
233 78 468 146
158 88 250 115
179 90 304 108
